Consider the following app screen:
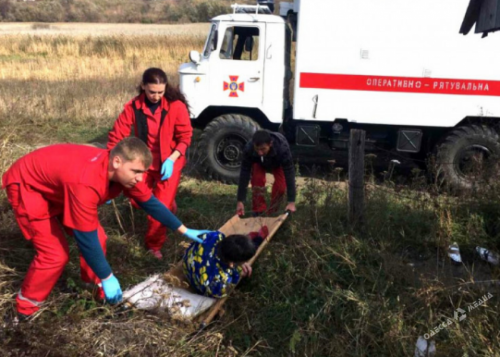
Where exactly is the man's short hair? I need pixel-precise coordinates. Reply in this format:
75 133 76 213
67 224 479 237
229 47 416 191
110 137 152 168
218 234 257 264
252 130 272 146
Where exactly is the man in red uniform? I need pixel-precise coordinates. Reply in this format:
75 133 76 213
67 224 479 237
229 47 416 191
2 137 210 320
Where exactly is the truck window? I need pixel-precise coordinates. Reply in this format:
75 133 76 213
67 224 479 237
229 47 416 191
219 26 260 61
203 23 218 58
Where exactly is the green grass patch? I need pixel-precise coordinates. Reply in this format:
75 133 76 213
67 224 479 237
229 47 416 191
2 173 500 355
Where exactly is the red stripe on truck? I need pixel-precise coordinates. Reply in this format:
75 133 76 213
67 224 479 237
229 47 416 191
299 73 500 96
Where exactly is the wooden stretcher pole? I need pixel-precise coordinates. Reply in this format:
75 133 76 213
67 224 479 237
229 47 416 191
199 212 289 329
199 296 228 329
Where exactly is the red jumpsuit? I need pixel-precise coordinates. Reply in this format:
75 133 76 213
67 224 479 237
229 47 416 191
2 144 151 315
108 94 192 251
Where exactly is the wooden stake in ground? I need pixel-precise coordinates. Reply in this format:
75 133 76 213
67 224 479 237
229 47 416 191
348 129 365 226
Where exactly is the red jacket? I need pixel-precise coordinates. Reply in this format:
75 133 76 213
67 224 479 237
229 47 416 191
107 94 193 171
2 144 151 232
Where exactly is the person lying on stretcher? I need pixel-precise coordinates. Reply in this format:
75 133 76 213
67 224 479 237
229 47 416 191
182 227 268 298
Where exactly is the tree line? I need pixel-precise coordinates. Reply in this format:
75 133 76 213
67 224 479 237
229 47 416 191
0 0 241 23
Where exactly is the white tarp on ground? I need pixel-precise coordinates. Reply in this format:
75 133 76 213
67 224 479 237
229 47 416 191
123 274 216 320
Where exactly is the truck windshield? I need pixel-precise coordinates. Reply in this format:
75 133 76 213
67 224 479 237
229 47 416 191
203 23 218 58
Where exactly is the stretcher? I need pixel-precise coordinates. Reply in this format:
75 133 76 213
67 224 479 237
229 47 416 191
123 212 289 328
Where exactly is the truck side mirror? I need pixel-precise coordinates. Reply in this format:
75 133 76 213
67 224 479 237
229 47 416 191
244 37 254 52
189 50 201 65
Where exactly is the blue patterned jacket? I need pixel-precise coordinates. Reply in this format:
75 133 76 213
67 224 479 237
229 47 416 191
182 231 242 298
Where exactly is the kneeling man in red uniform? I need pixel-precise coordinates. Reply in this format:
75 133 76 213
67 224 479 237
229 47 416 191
2 137 210 320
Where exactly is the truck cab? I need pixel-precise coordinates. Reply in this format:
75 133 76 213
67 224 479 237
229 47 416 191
179 5 292 183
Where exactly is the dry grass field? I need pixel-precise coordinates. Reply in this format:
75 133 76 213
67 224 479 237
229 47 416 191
0 22 210 36
0 22 209 144
1 22 500 357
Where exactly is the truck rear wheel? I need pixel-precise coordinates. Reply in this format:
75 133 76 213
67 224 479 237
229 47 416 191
198 114 260 184
436 125 500 190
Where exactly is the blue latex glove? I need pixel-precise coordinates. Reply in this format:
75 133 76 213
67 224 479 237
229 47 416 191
184 229 212 243
101 274 122 304
161 159 175 181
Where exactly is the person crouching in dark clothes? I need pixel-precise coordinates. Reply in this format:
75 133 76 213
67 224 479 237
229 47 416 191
236 130 297 216
183 231 265 298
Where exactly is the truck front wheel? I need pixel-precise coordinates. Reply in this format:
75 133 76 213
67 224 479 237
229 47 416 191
436 125 500 190
198 114 261 184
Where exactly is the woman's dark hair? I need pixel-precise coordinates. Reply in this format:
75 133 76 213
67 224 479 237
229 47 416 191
218 234 257 264
137 67 190 111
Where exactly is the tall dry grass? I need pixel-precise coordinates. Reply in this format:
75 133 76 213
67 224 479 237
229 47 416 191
0 24 208 145
0 24 209 279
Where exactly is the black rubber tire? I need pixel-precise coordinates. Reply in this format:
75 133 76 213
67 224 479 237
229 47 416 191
198 114 260 184
436 125 500 190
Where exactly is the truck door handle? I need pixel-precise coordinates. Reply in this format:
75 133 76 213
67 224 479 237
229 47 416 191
248 77 260 82
266 44 273 59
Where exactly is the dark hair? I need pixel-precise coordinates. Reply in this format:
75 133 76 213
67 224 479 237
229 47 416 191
218 234 257 264
252 130 272 146
110 137 153 168
137 67 190 111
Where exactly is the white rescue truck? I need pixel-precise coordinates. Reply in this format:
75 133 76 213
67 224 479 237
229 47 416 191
179 0 500 189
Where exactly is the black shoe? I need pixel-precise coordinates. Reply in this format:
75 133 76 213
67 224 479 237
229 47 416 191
17 313 30 322
2 312 30 329
12 313 31 326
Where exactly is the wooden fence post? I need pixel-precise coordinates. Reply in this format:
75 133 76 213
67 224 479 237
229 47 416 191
348 129 366 226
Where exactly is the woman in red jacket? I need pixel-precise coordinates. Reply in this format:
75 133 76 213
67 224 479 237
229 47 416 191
108 68 193 259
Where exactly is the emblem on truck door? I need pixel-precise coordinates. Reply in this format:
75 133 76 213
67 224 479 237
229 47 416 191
223 76 245 97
